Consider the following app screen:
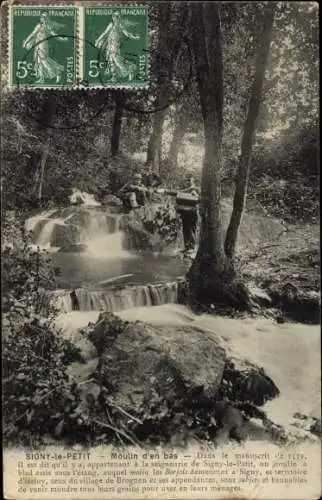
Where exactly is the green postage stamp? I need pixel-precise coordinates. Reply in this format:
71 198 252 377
9 6 78 88
7 4 149 89
83 6 149 87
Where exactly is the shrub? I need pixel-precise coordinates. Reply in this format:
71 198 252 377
2 211 89 446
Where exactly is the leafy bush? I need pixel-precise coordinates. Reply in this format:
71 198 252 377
248 124 319 222
2 212 56 322
2 211 89 446
141 200 181 245
3 320 85 446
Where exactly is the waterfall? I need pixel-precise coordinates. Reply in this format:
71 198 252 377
25 207 126 255
36 220 57 248
78 212 128 258
25 209 58 234
51 281 180 313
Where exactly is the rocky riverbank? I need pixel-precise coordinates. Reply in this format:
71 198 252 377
56 310 320 448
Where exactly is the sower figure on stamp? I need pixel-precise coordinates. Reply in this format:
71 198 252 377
22 12 68 84
176 175 200 255
95 11 140 82
118 173 148 212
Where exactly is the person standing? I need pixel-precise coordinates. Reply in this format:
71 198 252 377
176 176 200 254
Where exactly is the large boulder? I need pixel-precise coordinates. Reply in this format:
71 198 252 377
50 223 81 248
83 313 279 415
218 355 280 406
85 313 226 414
57 313 283 445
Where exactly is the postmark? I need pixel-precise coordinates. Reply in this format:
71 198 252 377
83 5 149 88
9 5 78 88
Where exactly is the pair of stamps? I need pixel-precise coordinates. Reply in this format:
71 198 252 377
8 4 149 89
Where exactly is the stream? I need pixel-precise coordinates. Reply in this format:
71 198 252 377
26 202 188 311
26 199 321 437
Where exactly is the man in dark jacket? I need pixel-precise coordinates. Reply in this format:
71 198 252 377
176 176 200 254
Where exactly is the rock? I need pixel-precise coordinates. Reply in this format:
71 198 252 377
66 210 92 228
242 417 288 444
249 285 272 307
84 312 125 356
60 322 99 385
87 313 227 414
268 282 321 324
310 419 321 438
50 223 81 248
218 355 279 406
121 202 181 253
84 313 280 422
102 195 123 211
289 414 321 440
59 324 98 362
71 195 85 206
122 216 163 252
66 358 99 384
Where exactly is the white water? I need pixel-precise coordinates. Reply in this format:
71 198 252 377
25 207 134 258
25 209 58 234
69 188 101 207
55 304 321 433
52 282 179 312
36 220 57 248
77 213 134 259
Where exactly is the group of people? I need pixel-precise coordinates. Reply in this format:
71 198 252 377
117 169 200 255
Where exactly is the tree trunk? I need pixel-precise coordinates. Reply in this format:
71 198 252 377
111 91 124 157
37 135 51 202
146 109 165 170
187 3 251 311
146 3 189 170
187 3 227 305
225 3 276 261
146 3 171 169
34 94 56 204
167 106 187 167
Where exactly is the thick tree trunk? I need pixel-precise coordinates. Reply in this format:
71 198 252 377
111 91 124 157
187 3 227 305
225 3 276 261
187 3 251 310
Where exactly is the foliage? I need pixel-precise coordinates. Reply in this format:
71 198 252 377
249 124 319 222
2 211 86 446
141 200 181 246
3 321 85 446
2 212 56 320
1 2 318 221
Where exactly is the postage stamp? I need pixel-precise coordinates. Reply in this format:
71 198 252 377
83 5 149 88
9 5 78 88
